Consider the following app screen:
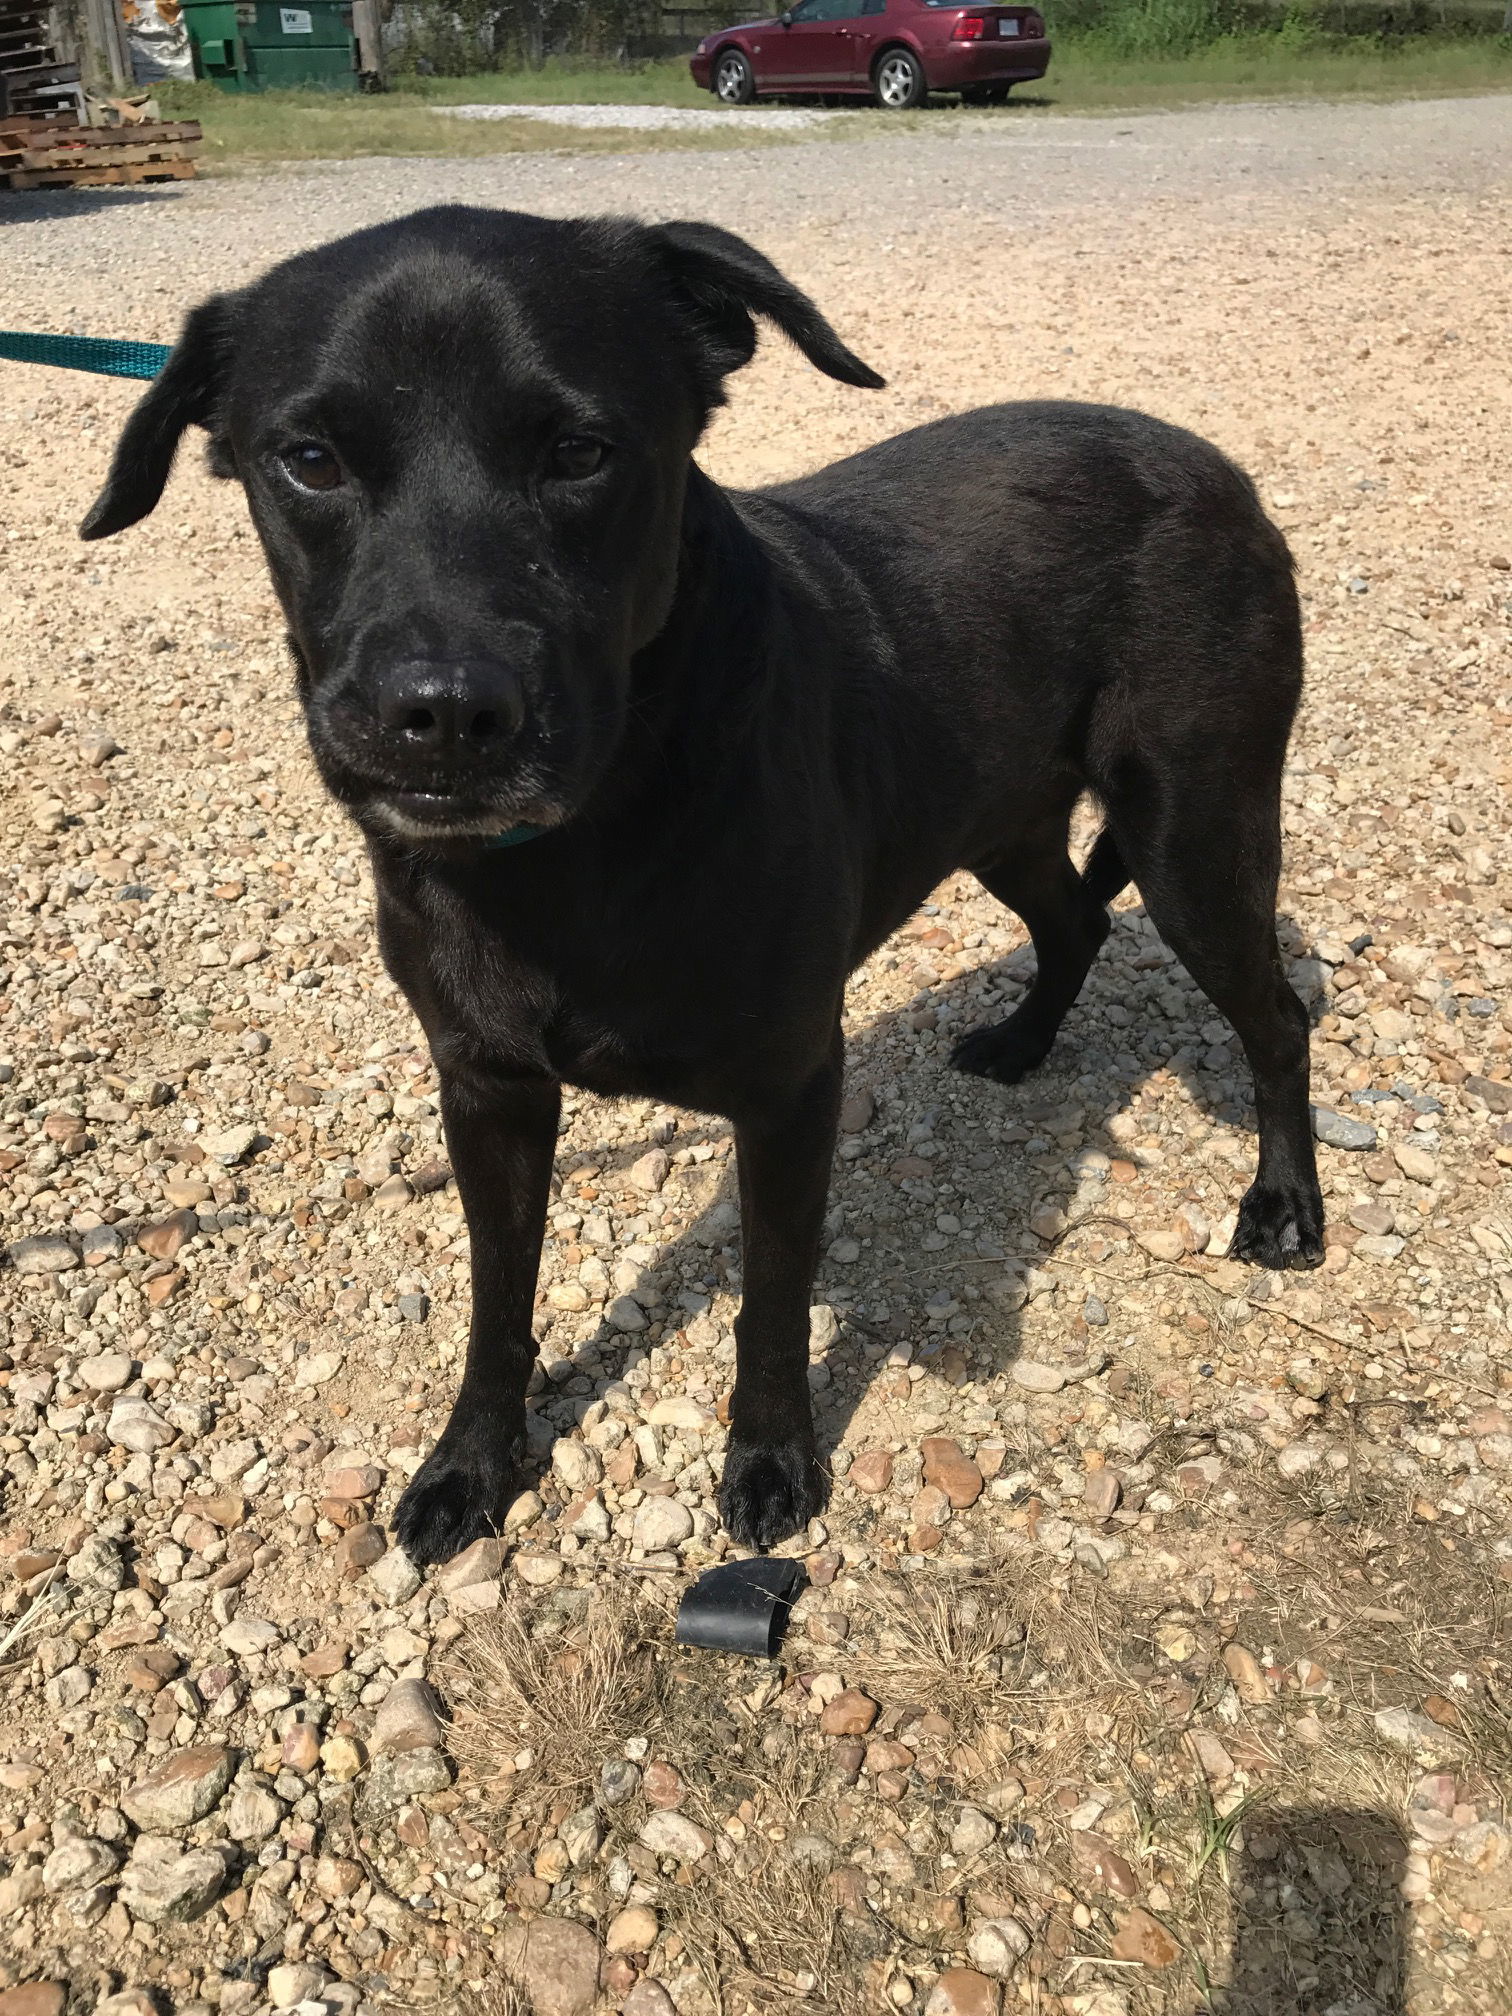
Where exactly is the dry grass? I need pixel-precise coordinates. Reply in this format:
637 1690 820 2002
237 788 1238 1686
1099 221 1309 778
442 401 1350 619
445 1578 671 1805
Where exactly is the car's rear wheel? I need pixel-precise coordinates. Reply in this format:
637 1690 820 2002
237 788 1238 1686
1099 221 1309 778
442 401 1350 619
714 48 756 104
873 46 927 109
961 81 1011 105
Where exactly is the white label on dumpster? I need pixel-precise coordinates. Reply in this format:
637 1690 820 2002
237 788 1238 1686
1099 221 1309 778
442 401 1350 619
280 7 314 29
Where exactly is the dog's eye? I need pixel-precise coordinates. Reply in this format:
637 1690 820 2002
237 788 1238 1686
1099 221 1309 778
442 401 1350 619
281 443 344 493
549 436 608 481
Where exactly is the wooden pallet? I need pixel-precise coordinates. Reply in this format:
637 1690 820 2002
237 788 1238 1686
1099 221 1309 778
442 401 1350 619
1 114 203 189
8 156 196 188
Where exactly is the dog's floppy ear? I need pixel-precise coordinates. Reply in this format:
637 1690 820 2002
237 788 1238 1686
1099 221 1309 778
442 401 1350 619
80 295 239 541
652 220 884 397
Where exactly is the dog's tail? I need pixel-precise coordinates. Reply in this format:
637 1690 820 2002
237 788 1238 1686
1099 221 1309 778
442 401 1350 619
1082 827 1131 907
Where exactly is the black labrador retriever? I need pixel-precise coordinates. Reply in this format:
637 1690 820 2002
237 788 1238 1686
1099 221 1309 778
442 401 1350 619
83 205 1324 1562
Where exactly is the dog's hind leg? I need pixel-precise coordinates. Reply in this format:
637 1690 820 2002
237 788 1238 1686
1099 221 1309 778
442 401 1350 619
1098 762 1323 1270
951 828 1114 1085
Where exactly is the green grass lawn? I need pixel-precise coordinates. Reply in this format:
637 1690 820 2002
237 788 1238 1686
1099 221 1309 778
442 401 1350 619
160 35 1512 167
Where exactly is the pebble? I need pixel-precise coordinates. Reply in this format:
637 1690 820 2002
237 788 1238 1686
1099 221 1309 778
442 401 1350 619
632 1497 693 1551
117 1839 231 1923
372 1676 446 1754
503 1916 604 2016
638 1810 712 1863
925 1971 1001 2016
966 1918 1032 1977
121 1746 234 1830
1311 1106 1378 1151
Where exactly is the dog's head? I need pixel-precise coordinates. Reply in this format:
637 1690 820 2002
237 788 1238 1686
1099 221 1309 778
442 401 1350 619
82 207 881 846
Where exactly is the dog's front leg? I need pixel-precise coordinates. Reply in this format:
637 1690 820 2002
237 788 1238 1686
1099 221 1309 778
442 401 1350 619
394 1070 560 1566
718 1033 843 1550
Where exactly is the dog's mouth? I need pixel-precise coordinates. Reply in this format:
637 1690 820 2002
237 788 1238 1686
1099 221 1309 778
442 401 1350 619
367 788 552 843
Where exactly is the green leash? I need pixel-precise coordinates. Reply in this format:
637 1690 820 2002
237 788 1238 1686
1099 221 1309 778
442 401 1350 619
2 323 546 853
0 330 171 380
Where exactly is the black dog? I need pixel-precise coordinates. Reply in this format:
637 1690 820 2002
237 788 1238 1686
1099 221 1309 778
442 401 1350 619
83 205 1324 1562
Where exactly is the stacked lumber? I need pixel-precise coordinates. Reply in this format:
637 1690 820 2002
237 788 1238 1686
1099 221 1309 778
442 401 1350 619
0 0 81 121
0 110 202 188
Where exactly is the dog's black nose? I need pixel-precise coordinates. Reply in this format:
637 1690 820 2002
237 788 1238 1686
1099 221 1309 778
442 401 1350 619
375 661 525 755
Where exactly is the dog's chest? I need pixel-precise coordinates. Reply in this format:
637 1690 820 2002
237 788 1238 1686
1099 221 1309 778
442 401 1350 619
397 894 753 1106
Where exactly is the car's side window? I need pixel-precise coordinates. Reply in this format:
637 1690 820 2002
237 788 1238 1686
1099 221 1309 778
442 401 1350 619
792 0 864 18
859 0 886 13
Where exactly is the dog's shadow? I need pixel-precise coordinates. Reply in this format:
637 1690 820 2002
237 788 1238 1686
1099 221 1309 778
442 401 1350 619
526 895 1329 1506
1225 1805 1409 2014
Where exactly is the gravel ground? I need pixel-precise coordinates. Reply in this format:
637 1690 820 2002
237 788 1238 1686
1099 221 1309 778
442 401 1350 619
2 91 1511 2016
440 103 845 131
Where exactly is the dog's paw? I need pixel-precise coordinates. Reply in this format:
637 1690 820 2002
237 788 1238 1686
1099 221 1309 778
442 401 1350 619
394 1430 519 1566
1230 1179 1326 1272
718 1436 827 1552
950 1013 1054 1086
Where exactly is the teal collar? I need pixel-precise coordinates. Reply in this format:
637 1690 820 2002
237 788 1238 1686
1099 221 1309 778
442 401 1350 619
483 823 544 850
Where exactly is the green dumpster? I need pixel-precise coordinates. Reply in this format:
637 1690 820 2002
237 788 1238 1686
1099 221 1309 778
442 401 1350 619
182 0 358 90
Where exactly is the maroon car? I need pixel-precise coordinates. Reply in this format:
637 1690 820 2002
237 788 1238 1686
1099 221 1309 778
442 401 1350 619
690 0 1049 110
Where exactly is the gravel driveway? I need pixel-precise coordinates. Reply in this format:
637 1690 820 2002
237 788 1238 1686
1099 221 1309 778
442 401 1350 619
2 92 1511 2016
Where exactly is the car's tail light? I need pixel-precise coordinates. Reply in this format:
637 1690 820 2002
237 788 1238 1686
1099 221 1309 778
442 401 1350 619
1024 10 1044 30
952 12 990 36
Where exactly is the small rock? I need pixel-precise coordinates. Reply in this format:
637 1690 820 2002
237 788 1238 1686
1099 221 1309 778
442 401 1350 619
922 1436 984 1508
0 1988 65 2016
633 1497 693 1551
367 1546 422 1605
552 1438 602 1494
225 1779 284 1844
1463 1074 1512 1114
627 1149 669 1194
372 1678 446 1755
638 1810 712 1863
1393 1141 1437 1183
1375 1706 1458 1753
1011 1360 1067 1394
849 1450 894 1494
121 1745 234 1830
1080 1466 1119 1518
320 1734 366 1780
648 1396 715 1430
281 1723 321 1772
840 1088 875 1132
221 1615 280 1657
925 1970 1001 2016
951 1806 997 1855
437 1535 506 1593
336 1522 386 1576
967 1918 1032 1978
6 1234 80 1275
204 1123 260 1166
622 1987 676 2016
1109 1907 1181 1967
605 1904 659 1954
77 1350 134 1392
1311 1106 1378 1152
117 1838 229 1924
601 1759 641 1805
642 1760 685 1809
267 1964 329 2010
820 1688 879 1737
1028 1203 1066 1242
136 1211 195 1262
1221 1643 1273 1703
1137 1226 1185 1262
41 1836 120 1894
504 1915 604 2016
356 1746 451 1817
